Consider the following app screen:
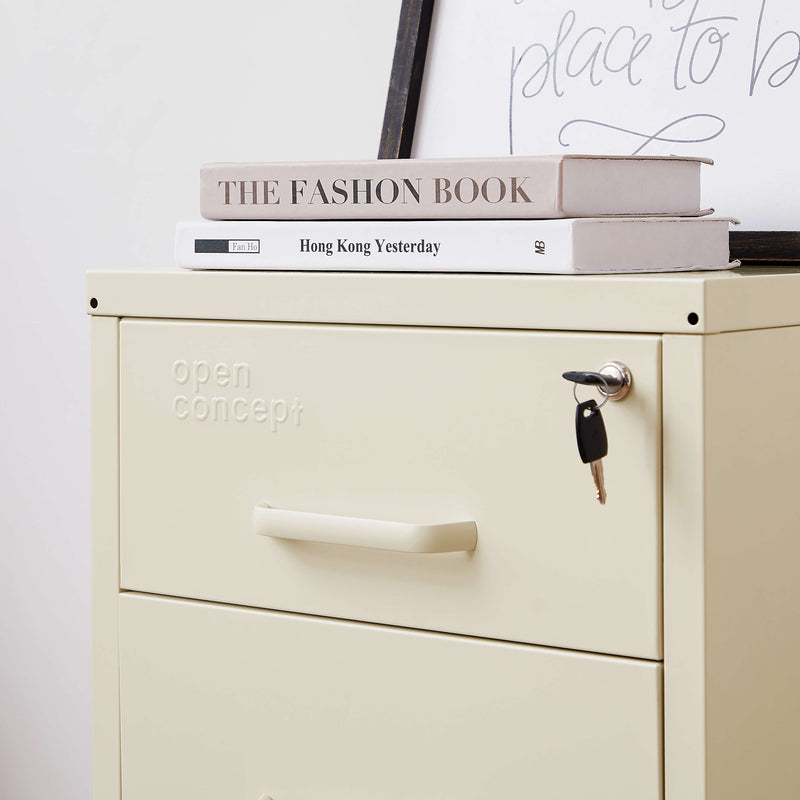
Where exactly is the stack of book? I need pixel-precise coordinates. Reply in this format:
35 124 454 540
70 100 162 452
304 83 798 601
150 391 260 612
175 155 735 274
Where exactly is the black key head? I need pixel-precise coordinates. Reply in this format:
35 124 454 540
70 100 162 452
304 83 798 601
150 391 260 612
563 371 609 387
575 399 608 464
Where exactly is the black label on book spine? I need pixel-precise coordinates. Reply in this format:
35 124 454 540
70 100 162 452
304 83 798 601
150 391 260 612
194 239 260 254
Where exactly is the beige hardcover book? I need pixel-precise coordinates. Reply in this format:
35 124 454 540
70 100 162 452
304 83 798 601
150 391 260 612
200 154 712 221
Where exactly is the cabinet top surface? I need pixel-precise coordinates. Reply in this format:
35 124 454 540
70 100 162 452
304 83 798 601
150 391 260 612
86 267 800 334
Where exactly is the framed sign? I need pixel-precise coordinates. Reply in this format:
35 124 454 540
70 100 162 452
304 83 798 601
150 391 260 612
381 0 800 262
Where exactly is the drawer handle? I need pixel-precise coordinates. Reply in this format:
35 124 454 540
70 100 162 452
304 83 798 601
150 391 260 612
253 505 477 553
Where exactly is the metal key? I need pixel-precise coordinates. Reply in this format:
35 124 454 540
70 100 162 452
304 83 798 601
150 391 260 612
575 398 608 504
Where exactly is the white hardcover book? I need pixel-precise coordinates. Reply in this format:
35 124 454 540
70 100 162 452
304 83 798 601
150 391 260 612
200 155 712 221
175 217 735 274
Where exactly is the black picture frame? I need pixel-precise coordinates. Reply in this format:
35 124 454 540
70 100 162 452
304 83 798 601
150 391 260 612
379 1 800 264
378 0 435 161
729 231 800 264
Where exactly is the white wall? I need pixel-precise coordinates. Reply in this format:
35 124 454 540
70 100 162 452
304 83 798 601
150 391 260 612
0 2 400 797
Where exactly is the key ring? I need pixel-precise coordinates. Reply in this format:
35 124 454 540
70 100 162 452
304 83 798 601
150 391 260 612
572 374 611 409
563 370 613 409
563 364 633 406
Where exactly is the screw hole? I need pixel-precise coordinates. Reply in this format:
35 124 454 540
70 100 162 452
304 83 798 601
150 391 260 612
687 312 699 325
90 298 98 309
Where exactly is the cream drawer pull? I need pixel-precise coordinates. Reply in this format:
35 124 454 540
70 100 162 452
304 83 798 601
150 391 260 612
253 505 477 553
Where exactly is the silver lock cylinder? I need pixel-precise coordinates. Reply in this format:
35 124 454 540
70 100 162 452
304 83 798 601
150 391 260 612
597 361 632 401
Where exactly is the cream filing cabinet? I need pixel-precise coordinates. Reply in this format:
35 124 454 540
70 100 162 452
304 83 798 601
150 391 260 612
89 268 800 800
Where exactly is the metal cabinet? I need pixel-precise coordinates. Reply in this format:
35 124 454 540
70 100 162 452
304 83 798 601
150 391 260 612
90 268 800 800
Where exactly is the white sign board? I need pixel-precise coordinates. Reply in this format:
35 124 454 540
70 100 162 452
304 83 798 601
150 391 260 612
413 0 800 230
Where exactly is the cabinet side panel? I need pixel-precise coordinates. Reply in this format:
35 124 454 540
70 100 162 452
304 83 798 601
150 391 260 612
704 328 800 799
91 316 120 799
662 334 707 800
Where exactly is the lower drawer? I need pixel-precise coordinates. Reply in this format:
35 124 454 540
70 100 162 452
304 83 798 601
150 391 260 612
119 594 663 800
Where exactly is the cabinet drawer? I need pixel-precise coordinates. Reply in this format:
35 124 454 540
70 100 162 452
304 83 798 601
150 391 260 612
119 593 663 800
120 320 662 658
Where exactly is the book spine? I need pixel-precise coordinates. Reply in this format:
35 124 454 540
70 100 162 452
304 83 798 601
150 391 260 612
200 158 564 221
176 220 576 273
